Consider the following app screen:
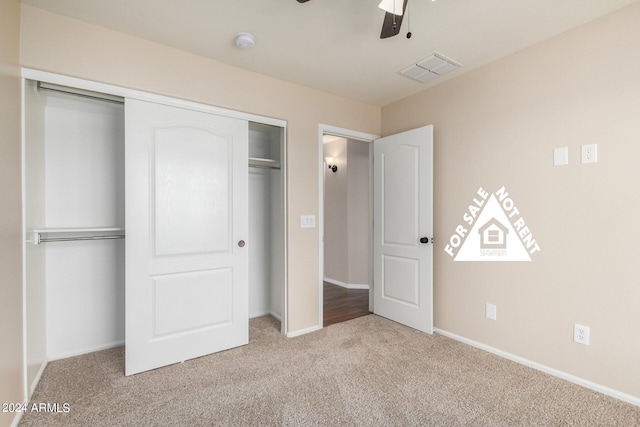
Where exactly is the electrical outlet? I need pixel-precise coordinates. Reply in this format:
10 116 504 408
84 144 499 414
581 144 597 164
574 323 590 345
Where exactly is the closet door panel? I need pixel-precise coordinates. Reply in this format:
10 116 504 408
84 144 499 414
125 99 248 376
152 269 232 335
153 126 231 256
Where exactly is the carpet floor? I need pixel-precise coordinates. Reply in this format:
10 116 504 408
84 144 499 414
19 315 640 426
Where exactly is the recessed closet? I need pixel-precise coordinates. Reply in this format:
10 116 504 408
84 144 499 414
23 77 286 390
248 122 285 320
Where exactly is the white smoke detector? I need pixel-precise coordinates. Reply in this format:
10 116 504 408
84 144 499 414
235 32 255 49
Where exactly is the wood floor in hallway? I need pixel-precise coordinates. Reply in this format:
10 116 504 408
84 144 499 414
323 282 370 327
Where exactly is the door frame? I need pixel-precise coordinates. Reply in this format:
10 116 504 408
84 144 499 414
22 69 287 127
317 124 379 328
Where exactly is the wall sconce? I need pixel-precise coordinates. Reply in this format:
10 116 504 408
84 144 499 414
325 157 338 173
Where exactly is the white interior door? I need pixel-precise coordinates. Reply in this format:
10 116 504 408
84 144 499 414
373 125 433 333
125 98 248 375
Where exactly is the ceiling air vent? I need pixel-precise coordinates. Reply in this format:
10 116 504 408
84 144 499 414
399 52 462 83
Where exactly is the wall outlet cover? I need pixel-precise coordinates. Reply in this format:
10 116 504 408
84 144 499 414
581 144 597 164
574 323 590 345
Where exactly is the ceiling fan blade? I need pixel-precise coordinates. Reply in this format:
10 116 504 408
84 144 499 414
297 0 310 2
380 0 407 39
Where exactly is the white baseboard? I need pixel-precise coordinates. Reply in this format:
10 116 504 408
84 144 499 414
324 277 369 290
434 328 640 408
29 360 48 399
48 340 125 362
286 324 322 338
11 410 24 427
250 311 282 322
12 361 49 427
269 311 282 322
249 310 271 319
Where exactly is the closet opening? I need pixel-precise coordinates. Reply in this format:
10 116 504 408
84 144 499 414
23 79 126 394
248 122 286 331
23 77 287 389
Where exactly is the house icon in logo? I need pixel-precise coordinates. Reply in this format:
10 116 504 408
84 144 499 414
479 218 509 249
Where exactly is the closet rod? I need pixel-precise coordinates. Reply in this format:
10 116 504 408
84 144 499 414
37 81 125 105
249 164 281 170
39 235 125 243
248 158 281 170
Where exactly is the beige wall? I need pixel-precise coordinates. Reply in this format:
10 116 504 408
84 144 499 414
19 5 380 333
383 3 640 399
346 141 370 285
0 0 24 426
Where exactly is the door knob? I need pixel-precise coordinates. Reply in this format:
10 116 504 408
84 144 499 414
238 240 245 247
419 237 429 244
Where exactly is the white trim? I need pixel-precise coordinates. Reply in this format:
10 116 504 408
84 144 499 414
318 124 379 331
368 144 374 312
29 361 47 399
21 68 287 128
324 277 370 290
249 311 282 322
48 341 125 362
280 129 288 337
11 358 43 427
249 311 272 319
434 328 640 408
20 77 29 404
318 127 324 331
320 124 380 143
11 411 23 427
269 311 282 322
286 324 323 338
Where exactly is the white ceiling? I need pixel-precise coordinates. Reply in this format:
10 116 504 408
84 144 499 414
21 0 638 106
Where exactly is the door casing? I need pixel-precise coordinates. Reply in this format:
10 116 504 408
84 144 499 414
318 124 433 333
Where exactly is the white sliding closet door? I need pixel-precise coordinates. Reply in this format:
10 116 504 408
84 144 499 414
125 98 248 375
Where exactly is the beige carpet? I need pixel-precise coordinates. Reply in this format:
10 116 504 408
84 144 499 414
19 315 639 426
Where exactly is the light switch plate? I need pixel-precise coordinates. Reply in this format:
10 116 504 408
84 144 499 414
300 215 316 228
486 303 497 320
554 147 568 166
